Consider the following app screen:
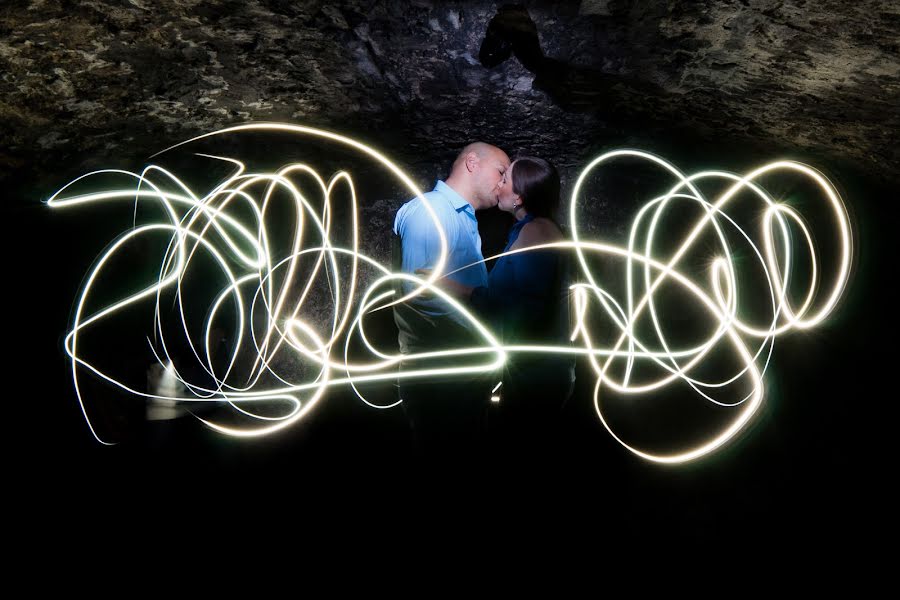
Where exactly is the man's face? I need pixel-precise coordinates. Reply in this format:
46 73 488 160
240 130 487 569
474 148 510 210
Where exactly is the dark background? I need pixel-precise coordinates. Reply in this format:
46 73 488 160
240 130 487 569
3 1 894 546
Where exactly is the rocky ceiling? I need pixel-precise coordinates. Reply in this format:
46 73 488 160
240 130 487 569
2 0 898 199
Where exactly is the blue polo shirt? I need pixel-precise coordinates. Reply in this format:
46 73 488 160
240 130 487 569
393 180 489 323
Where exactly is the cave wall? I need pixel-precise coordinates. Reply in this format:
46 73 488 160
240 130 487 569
2 0 897 197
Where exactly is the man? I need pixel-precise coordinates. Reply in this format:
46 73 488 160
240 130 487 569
393 142 510 461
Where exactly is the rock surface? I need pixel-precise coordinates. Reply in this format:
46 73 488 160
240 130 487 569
2 0 896 191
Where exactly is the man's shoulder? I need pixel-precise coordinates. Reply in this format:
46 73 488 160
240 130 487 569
405 187 449 207
395 190 454 230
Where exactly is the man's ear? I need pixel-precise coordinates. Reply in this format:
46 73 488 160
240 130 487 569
465 152 480 173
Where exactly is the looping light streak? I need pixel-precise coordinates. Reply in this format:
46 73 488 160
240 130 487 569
49 124 852 463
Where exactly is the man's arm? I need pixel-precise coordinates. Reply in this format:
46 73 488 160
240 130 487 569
395 199 452 275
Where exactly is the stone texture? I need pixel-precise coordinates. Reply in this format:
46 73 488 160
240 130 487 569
1 0 896 198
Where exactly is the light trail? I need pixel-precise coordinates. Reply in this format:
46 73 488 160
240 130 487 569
48 124 853 462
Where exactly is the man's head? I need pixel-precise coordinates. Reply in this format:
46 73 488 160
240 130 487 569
445 142 511 210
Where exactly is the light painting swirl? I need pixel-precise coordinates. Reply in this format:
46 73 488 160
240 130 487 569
47 123 853 463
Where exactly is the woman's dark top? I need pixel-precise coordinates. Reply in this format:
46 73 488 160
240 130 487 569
470 214 574 416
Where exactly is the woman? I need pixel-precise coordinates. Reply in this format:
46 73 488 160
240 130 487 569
426 156 575 454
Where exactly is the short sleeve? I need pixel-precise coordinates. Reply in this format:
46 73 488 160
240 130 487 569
396 199 453 274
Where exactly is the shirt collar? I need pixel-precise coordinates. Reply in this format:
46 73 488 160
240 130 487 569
435 180 473 213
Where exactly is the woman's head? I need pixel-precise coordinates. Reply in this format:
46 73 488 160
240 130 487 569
497 156 560 219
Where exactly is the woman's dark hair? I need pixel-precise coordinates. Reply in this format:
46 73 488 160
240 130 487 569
512 156 560 220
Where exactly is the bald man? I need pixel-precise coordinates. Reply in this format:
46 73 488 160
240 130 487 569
394 142 510 346
392 142 510 460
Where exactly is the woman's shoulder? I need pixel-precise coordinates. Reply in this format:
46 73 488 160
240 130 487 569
518 217 564 246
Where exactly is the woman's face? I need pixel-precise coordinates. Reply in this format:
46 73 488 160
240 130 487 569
496 160 520 214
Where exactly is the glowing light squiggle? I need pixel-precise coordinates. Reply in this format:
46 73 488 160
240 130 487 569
49 124 852 463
